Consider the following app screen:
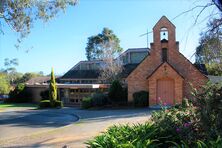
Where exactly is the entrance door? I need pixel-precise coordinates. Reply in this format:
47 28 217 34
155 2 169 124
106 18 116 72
157 78 174 105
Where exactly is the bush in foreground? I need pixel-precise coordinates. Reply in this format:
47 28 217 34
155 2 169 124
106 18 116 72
86 121 222 147
87 83 222 147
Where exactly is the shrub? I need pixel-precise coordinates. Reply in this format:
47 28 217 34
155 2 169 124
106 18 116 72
7 83 31 103
121 87 128 104
91 93 108 107
108 80 126 103
151 102 200 144
81 97 92 109
39 100 63 108
86 122 162 147
133 91 149 107
192 82 222 139
87 83 222 147
39 100 51 108
53 100 63 108
40 89 49 100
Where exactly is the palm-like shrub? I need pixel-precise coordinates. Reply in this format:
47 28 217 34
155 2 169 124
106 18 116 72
86 123 162 148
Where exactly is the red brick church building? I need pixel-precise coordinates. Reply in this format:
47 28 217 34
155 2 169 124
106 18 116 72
126 16 208 106
26 16 210 106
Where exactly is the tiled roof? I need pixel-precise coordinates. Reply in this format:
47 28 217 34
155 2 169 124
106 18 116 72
121 64 139 78
60 64 139 79
25 76 50 85
61 70 100 79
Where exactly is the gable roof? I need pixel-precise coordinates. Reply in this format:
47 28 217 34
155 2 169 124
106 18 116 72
126 49 207 80
25 76 50 85
146 62 184 79
153 16 176 29
60 64 140 80
61 70 100 79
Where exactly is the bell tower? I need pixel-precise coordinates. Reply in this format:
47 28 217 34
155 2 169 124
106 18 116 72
151 16 176 52
150 16 178 63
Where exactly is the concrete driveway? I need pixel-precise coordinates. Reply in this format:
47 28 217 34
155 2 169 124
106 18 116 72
0 107 153 147
0 108 79 140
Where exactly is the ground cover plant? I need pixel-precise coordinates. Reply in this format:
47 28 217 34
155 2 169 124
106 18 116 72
86 82 222 147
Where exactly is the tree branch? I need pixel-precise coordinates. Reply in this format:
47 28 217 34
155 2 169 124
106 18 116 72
172 3 214 21
194 3 214 25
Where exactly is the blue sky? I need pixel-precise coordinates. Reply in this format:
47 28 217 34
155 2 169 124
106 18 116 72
0 0 217 75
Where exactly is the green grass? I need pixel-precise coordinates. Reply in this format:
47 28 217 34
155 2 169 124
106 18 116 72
0 103 38 109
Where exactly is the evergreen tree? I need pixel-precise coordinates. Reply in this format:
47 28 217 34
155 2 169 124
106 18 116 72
49 68 57 105
85 28 123 61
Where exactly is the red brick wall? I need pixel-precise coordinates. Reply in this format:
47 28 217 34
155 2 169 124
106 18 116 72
126 16 208 105
148 62 183 106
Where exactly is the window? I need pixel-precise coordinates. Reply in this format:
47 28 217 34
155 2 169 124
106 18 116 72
162 48 168 62
160 27 168 41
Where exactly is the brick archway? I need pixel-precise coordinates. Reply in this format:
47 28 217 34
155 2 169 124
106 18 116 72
157 78 175 105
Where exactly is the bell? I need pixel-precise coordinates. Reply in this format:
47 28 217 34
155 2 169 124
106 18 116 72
163 32 166 36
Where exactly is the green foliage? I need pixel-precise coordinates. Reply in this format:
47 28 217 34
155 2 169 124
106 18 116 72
151 101 200 144
87 82 222 147
206 63 222 76
7 83 31 103
86 122 162 148
81 97 92 109
85 28 123 61
54 100 63 108
40 89 49 100
39 100 63 108
0 0 77 41
39 68 62 108
49 68 57 105
3 58 18 73
133 91 149 107
91 93 108 107
15 72 43 84
0 73 10 94
108 80 126 103
39 100 51 108
191 82 222 139
195 27 222 75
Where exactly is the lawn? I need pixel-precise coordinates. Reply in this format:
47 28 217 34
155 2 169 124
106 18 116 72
0 103 38 109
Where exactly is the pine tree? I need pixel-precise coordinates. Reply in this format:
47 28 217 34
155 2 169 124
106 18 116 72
49 68 57 106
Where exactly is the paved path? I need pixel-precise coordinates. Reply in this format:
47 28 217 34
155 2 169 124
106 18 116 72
0 108 79 140
0 107 153 147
